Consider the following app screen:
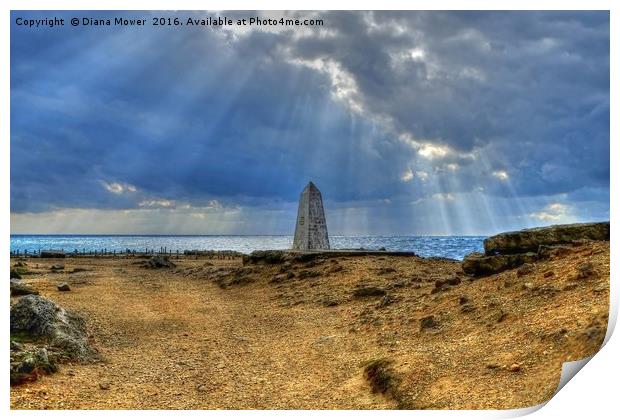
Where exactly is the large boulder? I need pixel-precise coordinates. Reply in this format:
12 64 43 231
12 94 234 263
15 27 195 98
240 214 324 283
484 222 609 255
10 295 95 360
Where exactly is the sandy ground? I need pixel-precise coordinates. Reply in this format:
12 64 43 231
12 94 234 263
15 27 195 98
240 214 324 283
10 241 609 410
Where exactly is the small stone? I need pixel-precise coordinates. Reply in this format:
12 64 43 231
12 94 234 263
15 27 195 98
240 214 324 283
297 270 320 280
430 285 450 294
446 277 461 286
420 315 438 331
328 264 343 274
377 294 396 308
523 282 537 291
593 283 607 293
543 271 554 278
321 298 339 307
353 285 386 298
458 296 469 305
563 283 579 291
377 267 396 275
196 384 207 392
270 274 289 283
486 362 500 369
536 285 560 296
517 263 535 277
57 283 71 292
496 310 508 323
50 264 65 271
577 262 596 279
99 380 111 390
461 304 476 313
508 363 521 372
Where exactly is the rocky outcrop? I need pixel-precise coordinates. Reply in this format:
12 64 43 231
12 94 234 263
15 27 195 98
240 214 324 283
463 222 609 276
10 295 95 361
484 222 609 255
462 252 538 276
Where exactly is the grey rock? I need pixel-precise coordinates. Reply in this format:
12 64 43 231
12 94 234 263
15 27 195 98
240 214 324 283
143 255 176 269
516 263 535 277
10 346 57 385
57 283 71 292
377 294 396 308
420 315 439 330
10 295 95 360
577 262 597 279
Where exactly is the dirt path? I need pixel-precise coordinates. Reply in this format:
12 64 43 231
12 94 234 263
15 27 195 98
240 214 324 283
10 259 389 409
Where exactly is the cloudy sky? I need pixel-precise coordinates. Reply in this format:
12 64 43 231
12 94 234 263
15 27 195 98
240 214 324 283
10 11 609 235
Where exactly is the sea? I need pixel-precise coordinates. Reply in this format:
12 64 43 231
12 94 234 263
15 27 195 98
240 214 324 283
10 235 485 261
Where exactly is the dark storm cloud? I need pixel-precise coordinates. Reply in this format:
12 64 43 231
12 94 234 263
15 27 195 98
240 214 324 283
11 11 609 221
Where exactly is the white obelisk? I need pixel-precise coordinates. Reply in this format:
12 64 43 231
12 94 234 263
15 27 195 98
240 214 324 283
292 182 330 250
